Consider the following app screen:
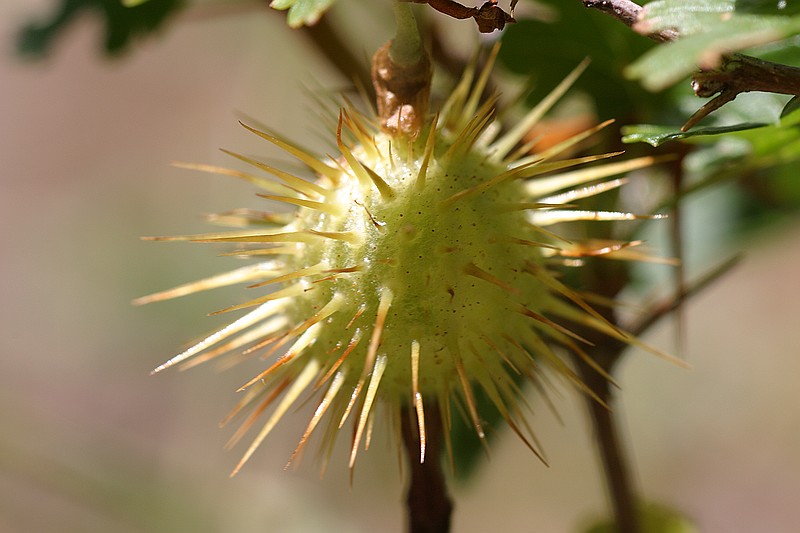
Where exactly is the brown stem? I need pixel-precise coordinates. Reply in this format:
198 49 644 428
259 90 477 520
401 404 452 533
574 352 641 533
372 6 433 137
566 260 642 533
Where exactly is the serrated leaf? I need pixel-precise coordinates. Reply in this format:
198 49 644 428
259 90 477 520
640 0 800 36
626 16 800 90
636 0 733 36
270 0 336 28
621 123 767 147
625 0 800 90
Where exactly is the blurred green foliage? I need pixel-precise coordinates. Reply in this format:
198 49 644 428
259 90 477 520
270 0 336 27
584 502 698 533
499 0 672 122
17 0 182 56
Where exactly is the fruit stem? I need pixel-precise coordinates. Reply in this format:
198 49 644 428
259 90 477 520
401 403 452 533
372 2 432 136
390 1 425 66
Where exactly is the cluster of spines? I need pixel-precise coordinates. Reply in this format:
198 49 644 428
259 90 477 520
136 45 684 476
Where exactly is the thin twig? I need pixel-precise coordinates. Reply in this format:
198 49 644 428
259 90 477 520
629 254 743 337
568 253 740 533
666 147 690 352
582 0 677 42
683 55 800 131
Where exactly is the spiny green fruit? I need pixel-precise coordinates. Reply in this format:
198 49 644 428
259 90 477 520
137 48 674 475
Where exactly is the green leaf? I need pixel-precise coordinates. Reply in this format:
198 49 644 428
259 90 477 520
17 0 183 57
634 0 735 36
640 0 800 36
621 123 767 147
270 0 336 28
623 105 800 206
781 95 800 117
627 0 800 90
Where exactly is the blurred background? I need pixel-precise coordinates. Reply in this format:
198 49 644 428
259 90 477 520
2 1 800 532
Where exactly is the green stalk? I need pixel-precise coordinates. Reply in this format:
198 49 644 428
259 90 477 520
390 1 425 66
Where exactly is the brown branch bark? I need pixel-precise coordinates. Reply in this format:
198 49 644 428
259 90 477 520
683 54 800 130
